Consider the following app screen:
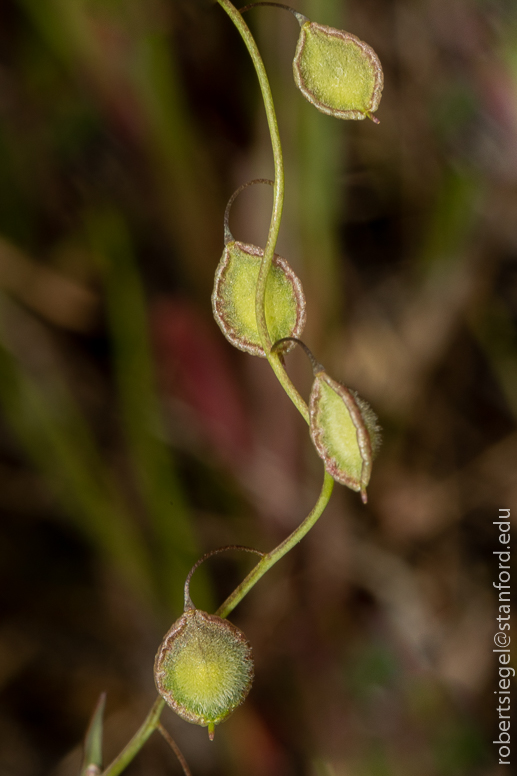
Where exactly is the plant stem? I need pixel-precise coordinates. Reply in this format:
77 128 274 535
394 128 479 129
99 476 334 773
98 7 335 773
157 724 192 776
101 697 165 776
216 0 309 424
216 471 334 618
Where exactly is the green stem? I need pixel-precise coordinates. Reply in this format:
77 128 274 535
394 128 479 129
100 472 334 773
216 0 309 424
98 7 333 773
101 697 165 776
216 471 334 618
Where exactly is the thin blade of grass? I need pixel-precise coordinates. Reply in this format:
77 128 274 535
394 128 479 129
81 692 106 776
87 209 207 613
0 312 154 599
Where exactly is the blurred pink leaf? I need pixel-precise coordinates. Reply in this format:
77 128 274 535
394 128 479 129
150 298 252 465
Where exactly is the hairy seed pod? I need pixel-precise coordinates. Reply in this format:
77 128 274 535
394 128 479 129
154 608 254 740
293 22 383 122
310 371 381 503
212 241 306 357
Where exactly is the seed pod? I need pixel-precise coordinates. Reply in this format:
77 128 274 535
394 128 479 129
309 371 381 503
154 608 253 740
272 337 381 503
154 545 262 740
293 21 383 122
212 240 306 357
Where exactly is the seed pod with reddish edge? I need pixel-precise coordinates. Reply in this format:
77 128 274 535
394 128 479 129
154 546 262 740
212 241 306 357
293 21 383 122
273 337 381 502
154 608 253 740
310 370 381 503
212 179 306 357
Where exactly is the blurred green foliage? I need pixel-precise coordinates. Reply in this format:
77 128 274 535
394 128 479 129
0 1 516 775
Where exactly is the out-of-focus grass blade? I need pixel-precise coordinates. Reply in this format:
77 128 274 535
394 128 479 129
296 0 344 338
0 311 154 600
18 0 222 298
81 692 106 776
417 166 479 275
471 302 517 420
87 209 208 613
131 29 222 294
16 0 98 73
16 0 214 612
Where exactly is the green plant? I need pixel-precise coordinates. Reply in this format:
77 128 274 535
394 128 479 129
77 2 383 773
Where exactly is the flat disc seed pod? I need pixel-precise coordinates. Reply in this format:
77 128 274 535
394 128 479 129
212 241 306 357
272 337 381 503
310 371 380 502
155 608 254 739
155 546 262 740
293 22 383 121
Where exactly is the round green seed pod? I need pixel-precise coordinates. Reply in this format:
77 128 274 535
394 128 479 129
154 608 254 739
293 22 383 121
310 372 381 503
212 241 306 357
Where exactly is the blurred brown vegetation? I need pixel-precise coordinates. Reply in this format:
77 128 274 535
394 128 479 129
0 0 516 774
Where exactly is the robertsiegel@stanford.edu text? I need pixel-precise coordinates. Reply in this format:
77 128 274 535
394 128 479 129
493 508 512 766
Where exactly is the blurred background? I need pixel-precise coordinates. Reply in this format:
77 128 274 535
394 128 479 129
0 0 516 774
